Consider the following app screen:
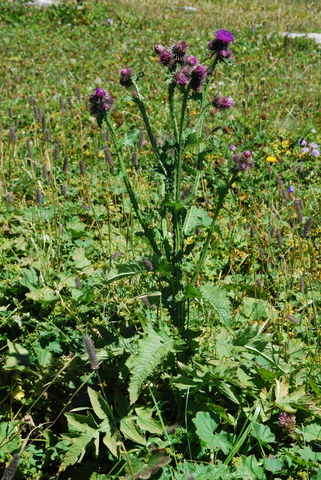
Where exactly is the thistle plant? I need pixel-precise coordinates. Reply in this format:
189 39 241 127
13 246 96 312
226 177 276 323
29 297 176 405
89 30 254 335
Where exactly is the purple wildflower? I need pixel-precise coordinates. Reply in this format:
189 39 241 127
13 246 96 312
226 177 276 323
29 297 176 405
89 88 114 123
251 26 255 32
120 67 133 88
301 147 310 153
173 71 189 86
95 87 105 97
186 55 198 66
159 50 173 66
279 412 296 434
208 29 234 58
232 150 254 171
288 185 294 193
298 137 307 146
213 93 234 110
229 144 237 151
189 64 207 92
311 149 320 157
310 141 318 149
215 29 234 43
107 18 113 24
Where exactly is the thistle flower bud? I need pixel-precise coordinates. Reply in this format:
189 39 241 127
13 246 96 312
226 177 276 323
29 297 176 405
171 41 189 62
154 44 165 55
190 64 207 92
186 55 198 66
159 50 173 66
89 88 114 124
120 67 133 88
232 150 254 171
83 335 99 370
213 94 234 110
173 71 189 86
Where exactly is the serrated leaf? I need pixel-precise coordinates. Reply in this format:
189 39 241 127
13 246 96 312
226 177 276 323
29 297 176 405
298 422 321 442
105 260 148 284
263 456 283 473
65 412 97 433
183 206 211 236
126 326 175 404
251 422 275 444
199 283 232 328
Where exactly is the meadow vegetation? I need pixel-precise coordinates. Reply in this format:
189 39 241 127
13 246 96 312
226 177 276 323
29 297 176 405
1 0 321 478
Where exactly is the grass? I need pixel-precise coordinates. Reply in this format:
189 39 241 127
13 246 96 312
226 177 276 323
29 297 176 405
0 0 321 479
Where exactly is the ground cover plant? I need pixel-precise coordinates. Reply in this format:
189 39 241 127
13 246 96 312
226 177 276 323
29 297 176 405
1 0 321 479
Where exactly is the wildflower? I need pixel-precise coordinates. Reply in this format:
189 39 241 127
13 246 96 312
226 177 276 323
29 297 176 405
232 150 254 171
173 71 189 86
288 185 294 193
311 149 320 157
213 94 234 110
310 141 318 149
185 55 198 66
120 67 133 88
298 137 307 146
266 155 277 163
279 412 296 434
229 144 236 151
171 41 189 63
189 64 207 92
154 44 165 54
159 50 173 66
251 26 255 32
208 29 234 58
89 88 114 125
107 18 113 24
301 147 310 153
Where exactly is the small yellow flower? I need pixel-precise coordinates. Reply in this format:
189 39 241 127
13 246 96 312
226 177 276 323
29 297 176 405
281 139 291 148
266 155 277 163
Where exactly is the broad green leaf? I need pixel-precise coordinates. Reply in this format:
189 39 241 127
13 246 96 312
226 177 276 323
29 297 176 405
105 260 148 284
263 456 283 473
0 422 21 458
240 455 265 480
87 387 114 422
199 283 232 328
65 412 97 433
135 406 163 435
183 206 211 236
4 340 30 371
34 347 52 367
120 417 146 445
20 267 39 290
192 411 219 448
60 431 99 471
121 129 140 147
250 422 275 444
26 286 58 305
126 326 175 404
298 422 321 442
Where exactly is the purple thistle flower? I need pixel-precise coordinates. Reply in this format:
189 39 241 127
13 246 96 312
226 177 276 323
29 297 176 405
301 147 310 153
215 29 234 43
186 55 198 66
173 71 189 86
229 144 237 151
288 185 294 193
311 149 320 157
310 141 318 149
95 87 105 97
159 50 173 66
232 150 254 171
171 40 189 62
298 137 307 146
120 67 133 88
220 48 233 59
190 64 207 92
213 93 234 110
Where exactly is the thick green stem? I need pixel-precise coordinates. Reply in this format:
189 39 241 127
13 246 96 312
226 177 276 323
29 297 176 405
176 88 189 203
106 116 161 257
189 174 238 286
168 83 179 143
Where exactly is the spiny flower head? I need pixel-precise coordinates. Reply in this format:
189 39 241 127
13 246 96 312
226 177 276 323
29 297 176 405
173 71 189 86
120 67 133 88
279 412 296 434
215 29 234 43
95 87 105 97
89 88 114 125
159 50 173 66
171 40 189 62
154 44 165 55
213 93 234 109
190 64 207 92
232 150 254 171
186 55 198 66
208 29 234 59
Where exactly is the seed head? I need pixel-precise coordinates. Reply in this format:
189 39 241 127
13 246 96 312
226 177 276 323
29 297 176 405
303 216 313 237
142 257 154 272
83 335 99 370
2 454 20 480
